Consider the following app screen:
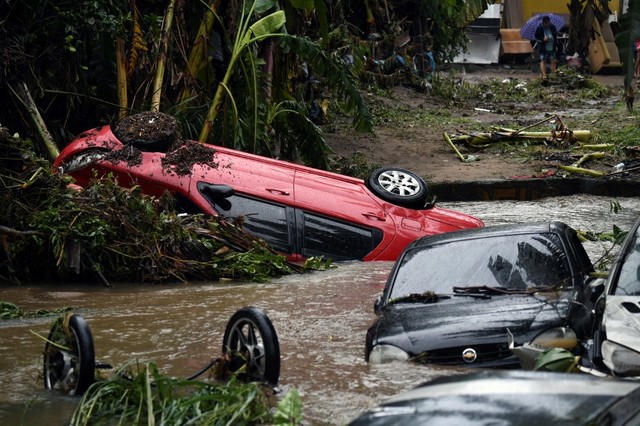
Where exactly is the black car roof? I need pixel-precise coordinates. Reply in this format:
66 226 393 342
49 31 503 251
406 221 574 250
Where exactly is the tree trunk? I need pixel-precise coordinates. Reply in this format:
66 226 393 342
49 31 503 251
151 0 177 112
8 82 59 162
116 37 129 120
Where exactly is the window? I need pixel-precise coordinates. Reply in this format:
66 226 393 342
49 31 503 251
615 228 640 296
210 195 293 254
391 232 573 298
300 212 382 261
174 192 206 214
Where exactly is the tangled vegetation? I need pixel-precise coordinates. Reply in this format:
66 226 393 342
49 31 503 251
0 126 316 285
0 301 73 319
71 362 302 426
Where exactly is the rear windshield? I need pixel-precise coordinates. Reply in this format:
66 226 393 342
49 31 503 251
390 232 573 298
614 226 640 296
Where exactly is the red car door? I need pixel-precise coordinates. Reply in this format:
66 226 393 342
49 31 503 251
293 169 395 260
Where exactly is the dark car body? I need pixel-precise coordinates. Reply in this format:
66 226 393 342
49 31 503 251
595 216 640 376
53 124 483 262
348 370 640 426
365 222 596 367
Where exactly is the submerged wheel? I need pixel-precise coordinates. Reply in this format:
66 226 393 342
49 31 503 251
43 313 96 396
112 111 178 152
366 167 430 209
222 307 280 386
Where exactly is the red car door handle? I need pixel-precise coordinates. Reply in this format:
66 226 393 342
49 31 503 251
362 212 386 221
266 188 290 196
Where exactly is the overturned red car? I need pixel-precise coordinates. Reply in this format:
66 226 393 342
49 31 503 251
54 113 483 262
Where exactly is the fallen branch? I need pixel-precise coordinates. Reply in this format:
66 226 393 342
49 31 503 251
446 114 590 148
578 143 614 151
0 225 42 237
443 132 469 162
571 152 605 168
558 165 605 177
7 82 59 162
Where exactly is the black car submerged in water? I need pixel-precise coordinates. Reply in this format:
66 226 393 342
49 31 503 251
348 370 640 425
365 222 597 367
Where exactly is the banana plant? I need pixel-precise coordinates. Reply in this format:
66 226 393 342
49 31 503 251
199 1 286 142
286 0 328 45
177 0 222 107
150 0 177 112
267 100 330 169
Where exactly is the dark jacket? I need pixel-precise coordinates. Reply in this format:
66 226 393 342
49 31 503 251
534 24 558 52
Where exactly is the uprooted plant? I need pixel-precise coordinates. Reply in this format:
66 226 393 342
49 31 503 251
0 125 327 285
70 362 302 426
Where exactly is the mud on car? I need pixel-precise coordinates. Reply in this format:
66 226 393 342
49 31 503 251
53 112 483 262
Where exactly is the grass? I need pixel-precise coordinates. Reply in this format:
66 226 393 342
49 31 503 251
70 361 302 426
369 100 481 130
572 102 640 152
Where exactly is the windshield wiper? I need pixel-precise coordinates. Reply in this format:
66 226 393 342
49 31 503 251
388 292 451 305
452 285 556 296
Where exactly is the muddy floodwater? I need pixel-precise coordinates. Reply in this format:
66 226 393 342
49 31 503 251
1 194 640 425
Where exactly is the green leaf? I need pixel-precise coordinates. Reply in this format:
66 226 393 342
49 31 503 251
241 10 286 46
254 0 278 14
314 0 329 47
272 388 302 424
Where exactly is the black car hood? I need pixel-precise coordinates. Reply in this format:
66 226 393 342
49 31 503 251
372 292 570 355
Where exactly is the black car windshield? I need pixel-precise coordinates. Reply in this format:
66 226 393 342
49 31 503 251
613 225 640 295
389 232 573 298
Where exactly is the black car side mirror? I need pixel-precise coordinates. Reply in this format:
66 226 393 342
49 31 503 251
374 295 382 315
198 182 235 211
588 277 606 303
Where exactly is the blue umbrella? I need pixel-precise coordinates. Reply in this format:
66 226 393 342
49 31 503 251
519 13 565 41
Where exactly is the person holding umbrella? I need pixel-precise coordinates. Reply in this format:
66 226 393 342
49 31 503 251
534 16 558 78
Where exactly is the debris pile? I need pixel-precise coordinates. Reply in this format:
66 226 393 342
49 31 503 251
444 113 640 179
0 126 299 285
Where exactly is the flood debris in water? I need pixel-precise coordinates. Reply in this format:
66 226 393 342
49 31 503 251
0 124 309 285
36 307 303 425
0 300 73 319
70 362 301 426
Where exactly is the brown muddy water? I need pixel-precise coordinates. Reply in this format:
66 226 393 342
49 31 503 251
1 194 640 425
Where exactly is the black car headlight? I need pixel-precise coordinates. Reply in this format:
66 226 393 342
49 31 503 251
602 340 640 376
369 344 410 364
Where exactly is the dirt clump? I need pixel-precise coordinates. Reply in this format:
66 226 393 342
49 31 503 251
106 145 143 168
112 111 178 152
162 141 218 176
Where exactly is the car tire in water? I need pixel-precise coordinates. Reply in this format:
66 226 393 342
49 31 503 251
222 306 280 386
43 313 96 396
112 111 178 152
366 167 430 209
